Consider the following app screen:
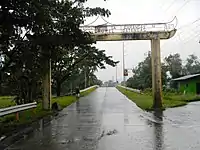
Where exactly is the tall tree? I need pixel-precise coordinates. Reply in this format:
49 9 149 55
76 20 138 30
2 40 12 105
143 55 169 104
183 54 200 75
164 53 183 79
52 45 118 96
0 0 113 104
127 51 167 90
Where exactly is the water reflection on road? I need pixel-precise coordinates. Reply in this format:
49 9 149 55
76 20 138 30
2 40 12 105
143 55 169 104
4 87 200 150
153 111 164 150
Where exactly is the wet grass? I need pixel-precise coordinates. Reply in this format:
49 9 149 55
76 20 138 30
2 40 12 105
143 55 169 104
52 96 76 108
81 87 97 97
0 96 15 108
116 86 200 111
0 86 97 136
0 103 51 136
52 86 97 108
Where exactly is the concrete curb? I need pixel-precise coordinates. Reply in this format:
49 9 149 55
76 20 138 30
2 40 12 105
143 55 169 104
117 85 142 94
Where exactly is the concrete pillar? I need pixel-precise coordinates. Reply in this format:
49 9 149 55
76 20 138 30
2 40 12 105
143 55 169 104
151 39 162 109
42 58 52 110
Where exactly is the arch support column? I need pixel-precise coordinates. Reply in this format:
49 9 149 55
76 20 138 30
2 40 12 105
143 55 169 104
43 58 52 110
151 38 162 109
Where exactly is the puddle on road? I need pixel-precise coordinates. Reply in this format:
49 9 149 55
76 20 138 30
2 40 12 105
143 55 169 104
59 128 119 146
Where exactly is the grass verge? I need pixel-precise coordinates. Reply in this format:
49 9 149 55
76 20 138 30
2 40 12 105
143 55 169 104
80 86 97 97
116 86 200 111
0 86 97 136
0 96 15 109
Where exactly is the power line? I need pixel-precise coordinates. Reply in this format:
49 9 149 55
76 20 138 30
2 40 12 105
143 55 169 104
83 16 99 26
177 23 200 40
175 0 191 15
163 29 200 48
163 0 192 25
161 18 200 48
177 18 200 30
182 32 200 44
176 22 200 41
160 1 168 9
161 29 200 48
164 0 177 12
100 16 114 25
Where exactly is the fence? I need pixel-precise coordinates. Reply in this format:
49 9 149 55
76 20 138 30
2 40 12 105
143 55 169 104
0 102 37 120
0 85 98 119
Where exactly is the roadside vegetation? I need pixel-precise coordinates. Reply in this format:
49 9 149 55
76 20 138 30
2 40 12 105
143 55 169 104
0 96 14 109
121 51 200 110
126 52 200 91
0 0 117 136
0 86 97 135
117 86 200 111
0 1 117 109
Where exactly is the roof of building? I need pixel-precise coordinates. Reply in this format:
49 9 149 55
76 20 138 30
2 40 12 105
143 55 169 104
172 74 200 81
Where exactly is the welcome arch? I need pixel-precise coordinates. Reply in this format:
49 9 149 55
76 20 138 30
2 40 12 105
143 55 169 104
43 17 177 110
80 17 177 108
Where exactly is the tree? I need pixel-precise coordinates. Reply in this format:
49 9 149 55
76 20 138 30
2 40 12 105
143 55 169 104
164 53 184 89
133 51 152 89
126 51 167 90
0 0 113 105
164 53 183 79
183 54 200 75
52 45 118 96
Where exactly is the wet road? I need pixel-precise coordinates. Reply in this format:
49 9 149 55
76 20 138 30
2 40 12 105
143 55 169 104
5 87 200 150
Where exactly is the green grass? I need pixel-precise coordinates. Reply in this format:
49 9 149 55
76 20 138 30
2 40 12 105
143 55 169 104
51 86 97 108
0 86 97 135
116 86 200 111
80 86 97 97
0 96 15 108
52 96 76 108
0 103 51 135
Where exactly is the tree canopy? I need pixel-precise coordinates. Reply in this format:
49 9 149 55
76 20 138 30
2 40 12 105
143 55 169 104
126 52 200 90
0 0 118 104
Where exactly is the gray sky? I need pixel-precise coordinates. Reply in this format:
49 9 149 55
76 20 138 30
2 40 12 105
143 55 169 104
84 0 200 82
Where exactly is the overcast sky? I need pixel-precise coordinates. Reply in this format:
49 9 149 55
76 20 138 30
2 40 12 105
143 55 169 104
84 0 200 82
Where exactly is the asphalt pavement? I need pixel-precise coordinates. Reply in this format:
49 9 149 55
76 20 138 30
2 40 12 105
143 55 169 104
5 87 200 150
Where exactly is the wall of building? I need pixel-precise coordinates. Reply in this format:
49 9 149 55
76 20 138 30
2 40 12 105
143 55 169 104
179 77 200 94
179 81 196 94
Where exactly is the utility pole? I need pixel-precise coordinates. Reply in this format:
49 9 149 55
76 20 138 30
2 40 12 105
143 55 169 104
88 76 90 86
84 69 87 88
122 42 125 86
71 82 73 95
116 64 118 83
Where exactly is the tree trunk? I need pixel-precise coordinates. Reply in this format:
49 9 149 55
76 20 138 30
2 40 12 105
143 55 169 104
56 82 61 97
